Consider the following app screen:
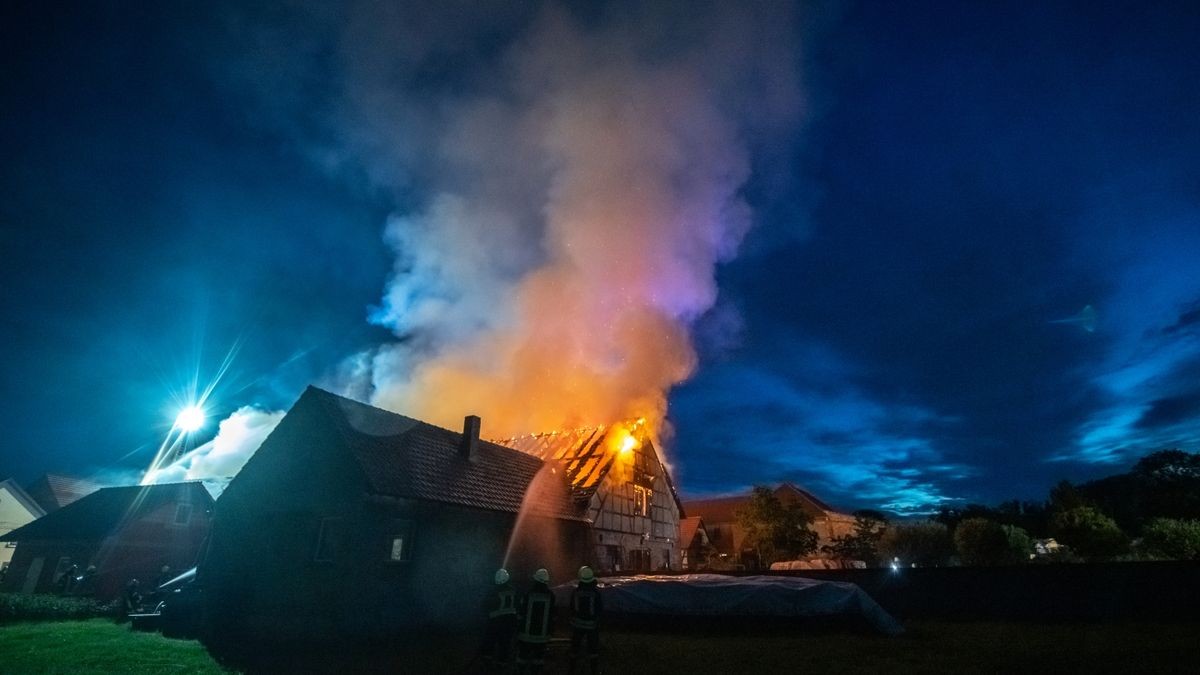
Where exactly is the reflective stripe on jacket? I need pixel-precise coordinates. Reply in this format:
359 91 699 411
570 584 600 630
518 589 554 643
489 587 517 618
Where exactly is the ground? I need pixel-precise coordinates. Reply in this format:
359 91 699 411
1 619 1198 674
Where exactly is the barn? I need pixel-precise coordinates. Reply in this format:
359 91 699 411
0 482 213 599
495 421 684 573
201 386 591 640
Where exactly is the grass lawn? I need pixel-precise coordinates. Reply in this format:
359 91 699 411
2 619 1199 674
0 619 227 674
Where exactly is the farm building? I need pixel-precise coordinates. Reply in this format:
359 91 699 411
684 483 855 569
0 482 213 599
202 386 591 640
495 420 684 574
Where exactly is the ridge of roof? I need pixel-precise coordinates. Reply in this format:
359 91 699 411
0 481 212 542
292 387 585 522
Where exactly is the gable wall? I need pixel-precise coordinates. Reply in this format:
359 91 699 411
587 441 681 573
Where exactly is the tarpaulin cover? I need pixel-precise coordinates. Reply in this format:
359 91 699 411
558 574 903 636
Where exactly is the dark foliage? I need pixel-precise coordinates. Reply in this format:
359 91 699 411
735 486 818 564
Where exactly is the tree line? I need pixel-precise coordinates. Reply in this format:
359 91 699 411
736 449 1200 567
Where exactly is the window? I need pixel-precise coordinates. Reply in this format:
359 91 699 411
387 520 413 562
632 485 652 516
173 503 192 526
314 517 342 562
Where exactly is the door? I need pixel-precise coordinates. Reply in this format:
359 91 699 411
22 556 44 594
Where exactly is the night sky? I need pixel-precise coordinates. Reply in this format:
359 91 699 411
3 1 1198 514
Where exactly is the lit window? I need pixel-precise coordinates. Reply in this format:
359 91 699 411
388 521 413 562
633 485 652 516
173 504 192 526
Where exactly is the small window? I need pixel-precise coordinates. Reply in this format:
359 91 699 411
314 517 342 562
173 504 193 526
4 541 16 549
387 521 413 562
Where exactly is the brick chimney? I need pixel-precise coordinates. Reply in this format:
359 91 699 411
460 415 481 461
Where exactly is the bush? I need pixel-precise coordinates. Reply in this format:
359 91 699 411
0 593 117 624
1141 518 1200 560
879 521 954 567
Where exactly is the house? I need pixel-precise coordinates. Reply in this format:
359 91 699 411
0 478 46 580
0 482 213 599
684 483 856 569
25 473 100 512
678 515 711 570
495 419 684 573
201 386 591 640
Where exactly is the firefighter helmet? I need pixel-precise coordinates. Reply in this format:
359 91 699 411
533 568 550 584
494 568 510 585
578 566 595 583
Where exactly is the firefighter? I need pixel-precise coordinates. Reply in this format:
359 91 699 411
482 568 518 671
515 568 554 674
568 566 603 675
123 578 142 614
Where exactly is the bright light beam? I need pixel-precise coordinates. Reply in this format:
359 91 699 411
175 405 206 433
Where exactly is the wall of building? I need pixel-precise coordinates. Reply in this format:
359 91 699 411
0 483 42 573
587 442 681 573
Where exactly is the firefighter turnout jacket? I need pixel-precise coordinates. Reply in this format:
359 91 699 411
569 580 602 630
517 582 554 643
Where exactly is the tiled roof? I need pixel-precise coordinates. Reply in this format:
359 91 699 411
0 482 213 542
25 473 100 512
300 388 586 522
679 515 705 547
684 483 849 525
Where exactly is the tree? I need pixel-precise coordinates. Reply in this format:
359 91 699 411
1140 518 1200 560
1049 506 1129 560
829 510 888 565
878 521 954 567
735 486 818 566
954 518 1011 566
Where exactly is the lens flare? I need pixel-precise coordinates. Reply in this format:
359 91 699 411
175 406 206 433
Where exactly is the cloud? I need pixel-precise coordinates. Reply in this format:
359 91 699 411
143 407 284 492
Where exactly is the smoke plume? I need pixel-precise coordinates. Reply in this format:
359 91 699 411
144 2 803 486
335 2 805 438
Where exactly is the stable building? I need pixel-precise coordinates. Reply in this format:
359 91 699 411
202 386 591 640
0 482 213 599
684 483 855 570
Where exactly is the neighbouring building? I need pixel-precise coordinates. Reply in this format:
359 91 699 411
202 386 591 640
495 421 684 574
0 478 46 580
0 482 213 599
684 483 856 570
25 473 100 513
678 515 712 570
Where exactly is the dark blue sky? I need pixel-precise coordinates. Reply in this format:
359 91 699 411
3 1 1198 513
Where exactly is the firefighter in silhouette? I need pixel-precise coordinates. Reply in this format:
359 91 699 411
482 568 518 671
568 566 603 675
515 568 554 674
123 579 142 614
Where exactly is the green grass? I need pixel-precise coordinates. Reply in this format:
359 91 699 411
2 618 1199 674
0 619 228 674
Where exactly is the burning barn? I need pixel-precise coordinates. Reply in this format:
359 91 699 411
202 386 591 640
496 421 684 574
